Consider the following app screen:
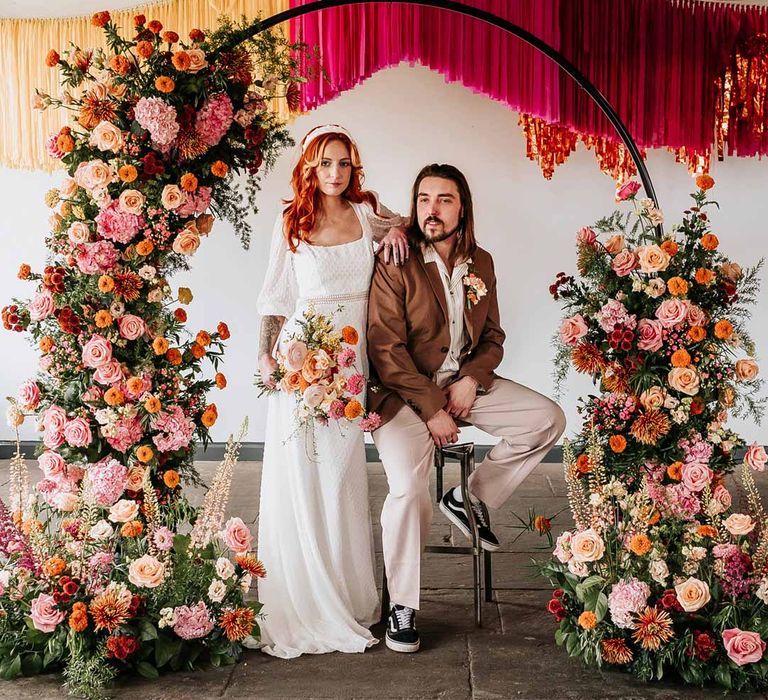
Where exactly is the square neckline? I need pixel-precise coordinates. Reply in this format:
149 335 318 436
303 201 367 248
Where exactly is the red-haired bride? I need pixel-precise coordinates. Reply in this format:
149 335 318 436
255 125 407 657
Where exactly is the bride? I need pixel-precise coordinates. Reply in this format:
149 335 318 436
255 125 408 657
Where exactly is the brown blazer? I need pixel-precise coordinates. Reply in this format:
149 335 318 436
367 243 505 427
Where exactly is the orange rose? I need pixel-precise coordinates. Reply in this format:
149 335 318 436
659 239 678 257
91 11 110 27
136 41 153 59
629 534 651 556
280 371 303 393
172 51 191 71
609 435 627 453
57 134 75 153
667 461 683 480
39 336 54 353
43 556 66 577
98 275 114 293
163 470 180 488
191 343 206 359
155 76 175 93
152 337 169 355
575 454 592 474
135 239 154 256
196 330 211 346
217 321 230 340
687 326 706 342
695 174 715 191
714 319 733 340
94 310 113 328
344 400 364 420
166 348 182 365
578 611 597 630
700 233 719 250
211 160 229 177
667 277 689 296
136 445 154 463
118 164 138 183
46 49 60 67
109 55 131 75
144 395 161 413
18 263 31 279
121 520 144 537
695 267 715 285
341 326 359 345
104 387 125 406
215 372 227 389
201 408 217 427
671 349 691 368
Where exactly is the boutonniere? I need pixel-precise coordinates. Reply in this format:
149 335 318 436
462 261 487 309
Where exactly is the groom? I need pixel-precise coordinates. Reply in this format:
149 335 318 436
367 164 566 653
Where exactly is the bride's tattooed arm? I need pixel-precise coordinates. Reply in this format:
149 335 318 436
259 315 285 359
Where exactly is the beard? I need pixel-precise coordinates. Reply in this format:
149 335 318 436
420 217 461 243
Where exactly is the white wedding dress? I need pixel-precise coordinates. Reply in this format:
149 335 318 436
255 200 383 658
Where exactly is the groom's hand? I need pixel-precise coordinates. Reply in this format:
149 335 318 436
426 409 459 447
445 377 478 420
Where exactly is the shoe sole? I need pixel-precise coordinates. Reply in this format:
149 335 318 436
385 635 420 653
439 500 501 552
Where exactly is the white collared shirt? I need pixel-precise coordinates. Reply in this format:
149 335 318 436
422 245 469 380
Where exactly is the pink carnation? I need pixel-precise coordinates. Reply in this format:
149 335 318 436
88 457 128 506
153 526 174 551
328 400 346 420
134 97 180 146
358 412 382 432
346 373 366 396
195 94 233 146
95 201 143 244
337 348 356 368
173 601 214 640
46 133 64 159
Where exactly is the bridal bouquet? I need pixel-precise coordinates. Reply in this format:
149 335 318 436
539 175 768 691
256 306 381 432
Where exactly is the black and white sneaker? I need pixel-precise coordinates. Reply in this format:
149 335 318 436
386 604 420 653
439 487 500 552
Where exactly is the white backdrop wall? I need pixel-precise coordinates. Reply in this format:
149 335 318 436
1 63 767 446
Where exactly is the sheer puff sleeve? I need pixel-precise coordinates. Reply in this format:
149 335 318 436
256 211 297 318
364 191 407 242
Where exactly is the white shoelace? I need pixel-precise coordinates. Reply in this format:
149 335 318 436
393 606 414 629
468 499 489 528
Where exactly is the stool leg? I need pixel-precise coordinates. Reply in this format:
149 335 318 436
461 446 482 627
380 565 390 625
434 447 444 503
484 550 493 602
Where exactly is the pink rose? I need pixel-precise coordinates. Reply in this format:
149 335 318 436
686 304 708 327
615 180 641 201
681 461 713 492
93 359 124 385
30 593 66 632
576 227 597 246
118 314 146 340
655 298 690 328
38 451 66 479
329 400 346 420
221 516 253 554
63 417 92 448
42 404 67 434
283 340 309 372
559 314 588 346
17 379 40 410
636 319 664 352
28 291 55 321
713 484 732 510
745 443 768 472
722 629 766 666
82 334 112 369
611 249 639 277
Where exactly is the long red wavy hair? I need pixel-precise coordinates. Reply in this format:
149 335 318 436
282 131 374 251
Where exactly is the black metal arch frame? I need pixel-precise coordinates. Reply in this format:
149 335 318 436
229 0 659 215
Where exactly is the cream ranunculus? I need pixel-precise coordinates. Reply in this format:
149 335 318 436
161 184 184 210
668 367 700 396
570 528 605 563
118 189 145 215
724 513 756 536
636 244 670 273
89 120 124 152
128 554 166 588
283 340 309 372
675 577 711 612
735 359 759 381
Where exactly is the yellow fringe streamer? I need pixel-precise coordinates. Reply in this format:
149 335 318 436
1 0 290 172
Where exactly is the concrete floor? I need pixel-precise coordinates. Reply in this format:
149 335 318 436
1 458 766 699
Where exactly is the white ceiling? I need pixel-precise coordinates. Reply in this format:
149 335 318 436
2 0 767 19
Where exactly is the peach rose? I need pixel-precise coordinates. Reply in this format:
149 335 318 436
125 466 146 491
559 314 588 346
636 319 664 352
221 516 253 554
744 443 768 472
570 528 605 562
735 359 759 381
722 629 766 666
67 221 91 245
302 384 327 409
279 371 302 393
724 513 755 536
636 245 670 273
675 577 711 612
74 159 115 191
284 339 309 372
172 230 200 256
655 298 690 328
161 184 184 210
668 367 700 396
89 120 123 152
118 314 146 340
30 593 66 632
713 484 732 510
301 351 325 383
128 554 166 588
81 334 113 368
611 249 639 277
109 498 139 523
59 178 78 198
118 189 145 215
681 461 713 492
686 304 708 327
187 48 208 73
640 386 666 410
605 234 625 254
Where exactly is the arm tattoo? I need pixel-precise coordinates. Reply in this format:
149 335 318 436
259 315 285 358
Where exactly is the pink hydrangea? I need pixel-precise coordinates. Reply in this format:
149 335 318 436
337 348 356 368
346 373 366 396
104 415 144 453
95 200 143 244
175 186 212 217
151 405 195 452
195 94 233 146
76 240 119 275
608 577 650 629
595 299 637 333
134 97 180 146
88 457 128 506
173 601 214 640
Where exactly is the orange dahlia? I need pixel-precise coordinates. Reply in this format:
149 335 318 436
219 607 256 641
571 342 606 375
118 164 138 182
660 239 678 257
667 277 689 296
236 555 267 578
155 76 175 93
112 272 143 302
43 556 66 577
344 400 364 420
78 94 117 128
341 325 359 345
180 173 198 192
172 51 191 71
176 129 210 161
688 326 706 342
601 638 633 664
609 435 627 453
211 160 229 177
215 372 227 389
152 337 169 355
667 461 683 480
631 606 674 651
670 349 691 368
163 470 180 489
630 410 670 446
89 584 132 632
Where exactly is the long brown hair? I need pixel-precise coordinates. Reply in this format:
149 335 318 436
282 131 374 251
406 163 477 262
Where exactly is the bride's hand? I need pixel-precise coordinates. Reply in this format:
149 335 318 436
381 226 409 266
259 353 279 389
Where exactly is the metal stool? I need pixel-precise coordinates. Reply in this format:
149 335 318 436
380 442 494 627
